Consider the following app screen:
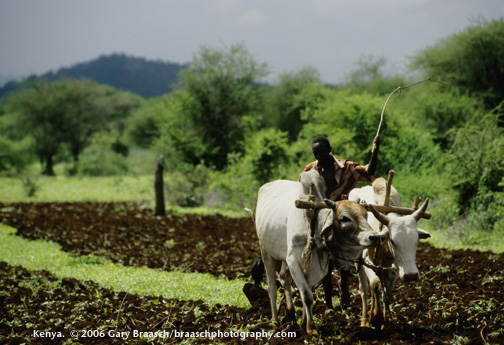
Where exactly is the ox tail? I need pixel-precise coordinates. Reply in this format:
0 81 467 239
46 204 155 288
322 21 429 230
251 256 264 286
244 207 255 224
244 208 262 285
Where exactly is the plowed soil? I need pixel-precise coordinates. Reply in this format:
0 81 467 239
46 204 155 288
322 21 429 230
1 202 503 344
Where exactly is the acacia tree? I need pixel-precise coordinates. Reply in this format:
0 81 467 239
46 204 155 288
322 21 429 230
6 79 138 175
174 43 269 169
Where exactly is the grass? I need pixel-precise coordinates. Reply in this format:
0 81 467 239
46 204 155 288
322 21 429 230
419 204 504 254
0 175 154 203
424 226 504 254
0 174 246 218
0 223 250 308
2 173 503 251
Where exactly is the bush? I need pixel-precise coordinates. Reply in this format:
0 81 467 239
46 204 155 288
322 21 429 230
163 164 210 207
410 18 504 109
445 111 504 209
73 132 128 176
0 136 31 174
209 128 292 210
126 99 161 148
398 87 483 150
296 89 421 178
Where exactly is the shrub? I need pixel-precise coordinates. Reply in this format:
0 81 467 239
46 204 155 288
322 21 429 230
164 164 210 207
73 133 128 176
0 136 31 174
209 128 291 210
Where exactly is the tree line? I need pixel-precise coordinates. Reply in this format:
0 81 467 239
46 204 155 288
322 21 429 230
1 18 503 234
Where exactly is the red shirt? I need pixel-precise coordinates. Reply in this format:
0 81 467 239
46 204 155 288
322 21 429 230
303 156 372 201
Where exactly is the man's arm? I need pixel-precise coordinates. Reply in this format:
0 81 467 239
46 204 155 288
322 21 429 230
367 135 380 176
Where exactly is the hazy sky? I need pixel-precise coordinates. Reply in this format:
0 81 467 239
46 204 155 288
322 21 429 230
0 0 503 85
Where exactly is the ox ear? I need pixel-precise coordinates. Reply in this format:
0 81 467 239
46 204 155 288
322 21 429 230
417 228 431 239
324 199 337 212
320 209 335 241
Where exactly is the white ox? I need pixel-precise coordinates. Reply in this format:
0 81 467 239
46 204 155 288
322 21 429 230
255 169 385 335
348 177 431 328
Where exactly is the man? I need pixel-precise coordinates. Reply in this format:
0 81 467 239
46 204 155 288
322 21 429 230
245 135 380 310
304 135 380 311
304 135 380 200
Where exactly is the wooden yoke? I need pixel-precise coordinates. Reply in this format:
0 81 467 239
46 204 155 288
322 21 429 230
295 199 431 220
294 170 432 220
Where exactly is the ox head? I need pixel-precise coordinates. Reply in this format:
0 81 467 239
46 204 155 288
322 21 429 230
321 199 385 262
368 199 431 281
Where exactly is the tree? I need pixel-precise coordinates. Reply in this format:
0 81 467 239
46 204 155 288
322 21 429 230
264 67 321 141
126 99 161 148
446 108 504 210
410 18 504 109
208 128 291 209
5 79 138 175
344 55 406 96
175 43 269 169
347 55 387 85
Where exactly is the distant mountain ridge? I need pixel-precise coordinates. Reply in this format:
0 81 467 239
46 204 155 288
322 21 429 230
0 53 187 98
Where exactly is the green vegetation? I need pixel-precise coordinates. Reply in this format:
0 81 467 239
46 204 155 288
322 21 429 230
0 53 185 98
0 224 250 307
410 17 504 109
3 79 139 175
1 19 503 253
0 175 154 203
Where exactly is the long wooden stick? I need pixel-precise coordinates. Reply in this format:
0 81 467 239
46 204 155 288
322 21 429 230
376 75 450 137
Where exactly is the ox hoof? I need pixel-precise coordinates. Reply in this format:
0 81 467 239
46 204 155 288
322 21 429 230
282 310 296 323
324 308 335 317
243 283 269 309
341 296 351 309
360 320 370 328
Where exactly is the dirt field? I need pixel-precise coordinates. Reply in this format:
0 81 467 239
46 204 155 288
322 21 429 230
1 202 503 344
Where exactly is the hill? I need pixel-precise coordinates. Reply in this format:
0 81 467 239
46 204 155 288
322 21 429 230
0 53 187 98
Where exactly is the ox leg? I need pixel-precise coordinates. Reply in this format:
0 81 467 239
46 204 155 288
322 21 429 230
340 268 351 308
370 279 385 329
287 257 318 336
322 260 334 312
282 271 296 323
358 266 371 328
261 251 280 323
382 270 398 328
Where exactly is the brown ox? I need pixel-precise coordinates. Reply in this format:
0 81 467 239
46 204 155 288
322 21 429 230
253 169 385 335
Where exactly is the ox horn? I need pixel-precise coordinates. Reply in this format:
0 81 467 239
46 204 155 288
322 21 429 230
368 203 390 226
324 199 337 211
412 198 429 222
